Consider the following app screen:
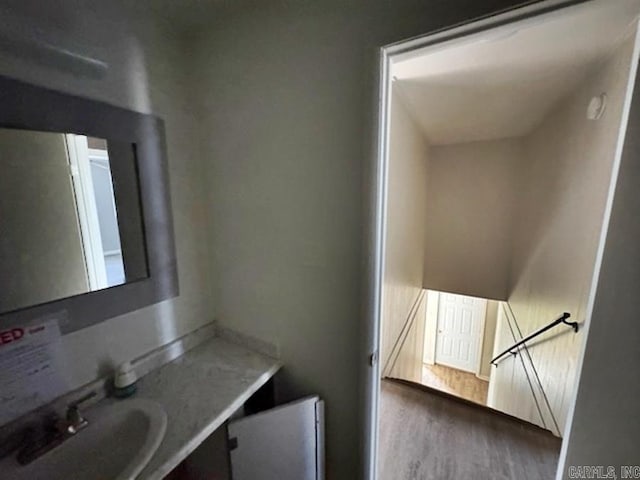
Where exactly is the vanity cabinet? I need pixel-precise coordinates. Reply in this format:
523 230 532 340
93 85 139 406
228 395 324 480
166 380 324 480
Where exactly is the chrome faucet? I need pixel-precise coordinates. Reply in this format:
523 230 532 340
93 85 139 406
61 391 96 434
3 391 97 465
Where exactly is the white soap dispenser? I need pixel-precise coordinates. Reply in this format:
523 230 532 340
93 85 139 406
113 361 137 398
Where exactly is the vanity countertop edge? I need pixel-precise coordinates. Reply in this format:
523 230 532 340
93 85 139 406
133 335 282 480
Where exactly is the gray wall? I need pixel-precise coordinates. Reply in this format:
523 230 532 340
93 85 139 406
189 1 529 477
424 139 524 301
0 0 213 416
4 1 601 479
0 129 89 312
560 32 640 480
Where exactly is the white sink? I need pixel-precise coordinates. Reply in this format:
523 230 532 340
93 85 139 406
3 398 167 480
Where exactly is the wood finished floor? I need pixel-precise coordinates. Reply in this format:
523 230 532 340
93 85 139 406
378 380 561 480
421 363 489 405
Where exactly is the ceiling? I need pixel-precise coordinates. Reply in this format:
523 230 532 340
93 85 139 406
391 0 640 146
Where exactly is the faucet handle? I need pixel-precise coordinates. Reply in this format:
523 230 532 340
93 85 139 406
65 391 96 429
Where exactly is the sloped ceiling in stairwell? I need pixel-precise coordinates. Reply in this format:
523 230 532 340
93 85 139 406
391 0 640 145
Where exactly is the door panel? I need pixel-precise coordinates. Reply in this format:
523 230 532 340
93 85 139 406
435 293 486 372
229 396 324 480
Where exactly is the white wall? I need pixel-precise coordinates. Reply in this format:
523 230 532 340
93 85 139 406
422 290 440 365
487 304 548 428
560 28 640 476
0 1 213 417
387 292 426 383
424 139 523 300
492 33 637 436
478 300 498 379
380 92 429 372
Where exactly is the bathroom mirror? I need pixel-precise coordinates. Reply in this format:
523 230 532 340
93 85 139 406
0 75 178 333
0 129 148 313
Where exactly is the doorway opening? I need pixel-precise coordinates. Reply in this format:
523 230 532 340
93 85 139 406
371 1 640 479
383 289 494 406
422 290 492 405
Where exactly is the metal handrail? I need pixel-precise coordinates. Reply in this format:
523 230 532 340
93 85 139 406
491 312 577 366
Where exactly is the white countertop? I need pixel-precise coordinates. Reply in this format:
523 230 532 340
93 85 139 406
134 336 281 479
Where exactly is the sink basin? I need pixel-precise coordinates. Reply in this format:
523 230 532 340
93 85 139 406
3 398 167 480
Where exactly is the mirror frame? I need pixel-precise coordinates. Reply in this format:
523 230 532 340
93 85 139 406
0 75 179 334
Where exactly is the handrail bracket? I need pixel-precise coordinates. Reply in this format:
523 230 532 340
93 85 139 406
561 317 579 333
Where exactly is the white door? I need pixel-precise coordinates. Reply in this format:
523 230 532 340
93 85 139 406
435 293 486 373
229 396 325 480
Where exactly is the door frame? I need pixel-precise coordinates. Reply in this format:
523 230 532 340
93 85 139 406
366 2 593 480
475 300 492 381
65 133 108 290
422 290 439 366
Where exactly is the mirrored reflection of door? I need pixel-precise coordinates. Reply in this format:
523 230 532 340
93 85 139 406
66 134 125 290
0 127 146 314
435 293 486 373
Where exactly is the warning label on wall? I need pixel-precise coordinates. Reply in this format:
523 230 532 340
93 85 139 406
0 318 67 425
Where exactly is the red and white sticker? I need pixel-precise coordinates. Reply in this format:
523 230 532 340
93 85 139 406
0 319 67 425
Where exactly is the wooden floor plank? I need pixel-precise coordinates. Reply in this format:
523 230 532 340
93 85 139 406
378 380 561 480
421 363 489 405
